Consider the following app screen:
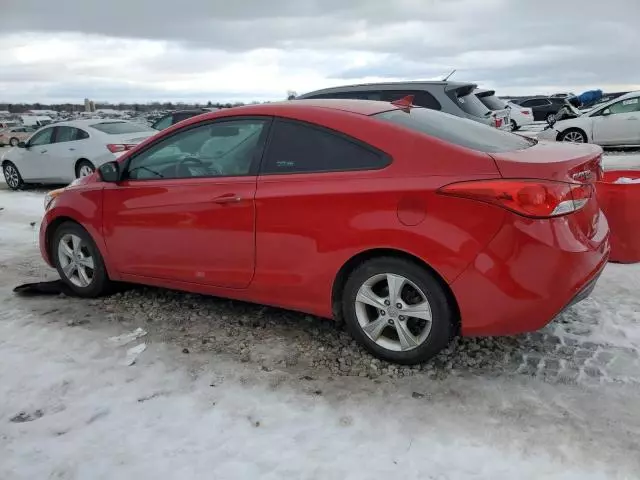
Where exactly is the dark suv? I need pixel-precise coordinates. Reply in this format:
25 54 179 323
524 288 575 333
296 81 511 129
515 97 567 123
151 109 213 130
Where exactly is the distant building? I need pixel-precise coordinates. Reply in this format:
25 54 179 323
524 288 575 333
89 101 95 112
84 98 91 112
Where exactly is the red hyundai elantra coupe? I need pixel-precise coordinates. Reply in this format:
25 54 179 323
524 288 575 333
38 99 609 364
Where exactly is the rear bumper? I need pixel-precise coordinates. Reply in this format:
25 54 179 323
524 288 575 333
452 208 610 337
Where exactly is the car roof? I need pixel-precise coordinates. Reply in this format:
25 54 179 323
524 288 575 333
298 80 475 96
198 99 401 118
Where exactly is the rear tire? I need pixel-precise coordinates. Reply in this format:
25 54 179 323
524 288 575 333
75 160 95 178
342 257 453 364
510 119 519 131
546 112 556 124
9 137 19 147
3 161 24 190
52 222 111 297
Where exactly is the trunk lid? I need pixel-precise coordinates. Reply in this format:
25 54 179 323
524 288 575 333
489 141 603 183
490 141 604 242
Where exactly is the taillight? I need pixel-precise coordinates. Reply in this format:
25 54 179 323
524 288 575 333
107 143 137 153
495 117 503 128
521 110 531 115
437 179 593 218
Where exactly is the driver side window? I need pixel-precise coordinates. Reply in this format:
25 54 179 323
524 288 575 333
28 127 55 146
126 119 268 180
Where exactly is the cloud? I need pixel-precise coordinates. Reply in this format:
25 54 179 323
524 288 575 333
1 0 638 102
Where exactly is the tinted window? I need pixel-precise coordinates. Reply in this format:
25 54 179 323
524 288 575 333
127 119 268 180
55 126 78 143
152 115 173 130
90 121 154 135
306 91 382 100
375 108 533 153
173 112 202 123
262 120 389 174
76 129 89 140
28 127 55 146
456 93 491 117
477 94 507 110
380 90 441 110
608 97 640 114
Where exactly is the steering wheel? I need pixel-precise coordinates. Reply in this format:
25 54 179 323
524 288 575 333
178 156 224 176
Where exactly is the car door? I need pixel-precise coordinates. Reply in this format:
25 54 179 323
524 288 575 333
18 126 58 182
102 117 271 288
47 126 84 182
592 97 640 145
253 119 391 311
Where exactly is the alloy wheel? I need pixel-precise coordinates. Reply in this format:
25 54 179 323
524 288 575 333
3 165 20 189
79 164 94 177
57 233 95 288
10 138 18 147
563 131 585 143
354 273 432 352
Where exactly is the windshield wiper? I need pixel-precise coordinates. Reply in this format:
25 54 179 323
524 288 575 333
128 165 165 178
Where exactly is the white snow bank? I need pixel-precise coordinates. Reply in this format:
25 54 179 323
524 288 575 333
0 189 45 262
0 311 635 480
602 152 640 171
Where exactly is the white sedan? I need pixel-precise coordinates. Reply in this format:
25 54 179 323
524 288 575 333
1 119 157 190
538 91 640 146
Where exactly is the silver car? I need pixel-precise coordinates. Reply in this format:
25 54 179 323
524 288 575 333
296 81 510 129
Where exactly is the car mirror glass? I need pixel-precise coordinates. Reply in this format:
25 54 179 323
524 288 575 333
98 161 120 182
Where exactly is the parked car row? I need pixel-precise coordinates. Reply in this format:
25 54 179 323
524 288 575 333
539 90 640 146
296 81 512 130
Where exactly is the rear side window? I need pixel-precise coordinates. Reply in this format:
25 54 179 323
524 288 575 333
262 120 390 174
76 129 89 140
375 108 533 153
477 94 506 110
380 90 441 111
90 121 154 134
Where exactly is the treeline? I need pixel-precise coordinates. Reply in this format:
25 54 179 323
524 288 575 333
0 100 253 114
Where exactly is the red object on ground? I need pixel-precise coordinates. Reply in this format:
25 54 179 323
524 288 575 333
597 170 640 263
39 100 609 339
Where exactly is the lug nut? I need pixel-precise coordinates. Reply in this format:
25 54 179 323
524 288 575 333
380 310 386 316
396 303 402 309
388 319 394 325
384 300 390 306
399 316 405 321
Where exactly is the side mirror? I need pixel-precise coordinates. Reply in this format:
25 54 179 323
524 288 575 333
17 141 27 148
602 108 611 116
98 161 120 183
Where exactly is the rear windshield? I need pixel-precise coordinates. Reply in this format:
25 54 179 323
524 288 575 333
90 121 154 135
478 94 507 110
454 92 490 117
374 107 534 153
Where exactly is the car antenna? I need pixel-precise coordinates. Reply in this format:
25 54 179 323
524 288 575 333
442 69 456 81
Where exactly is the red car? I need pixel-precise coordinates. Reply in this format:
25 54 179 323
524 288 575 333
39 99 609 364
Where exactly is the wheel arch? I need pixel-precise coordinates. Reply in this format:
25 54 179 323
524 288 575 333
556 127 588 142
74 158 93 176
331 248 460 333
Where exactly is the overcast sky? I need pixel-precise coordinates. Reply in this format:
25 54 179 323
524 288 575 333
2 0 639 103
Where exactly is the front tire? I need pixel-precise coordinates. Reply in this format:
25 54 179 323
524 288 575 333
3 161 24 190
52 222 110 297
559 128 587 143
75 160 95 179
510 119 519 131
342 257 453 364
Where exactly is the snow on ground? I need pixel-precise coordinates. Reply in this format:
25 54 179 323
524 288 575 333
2 159 640 478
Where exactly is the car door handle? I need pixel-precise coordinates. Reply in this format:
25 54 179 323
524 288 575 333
626 117 638 120
213 194 242 204
69 147 75 151
40 149 47 154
